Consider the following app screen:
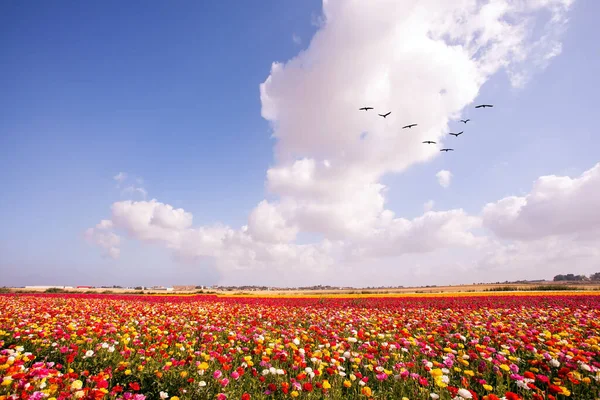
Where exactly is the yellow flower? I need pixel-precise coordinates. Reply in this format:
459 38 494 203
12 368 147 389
291 391 299 397
323 380 331 389
71 380 83 390
483 384 493 391
500 364 510 372
343 380 352 388
430 368 443 377
464 370 475 377
171 397 180 400
361 386 372 397
124 369 132 375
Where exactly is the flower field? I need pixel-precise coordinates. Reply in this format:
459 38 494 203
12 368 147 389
1 294 600 400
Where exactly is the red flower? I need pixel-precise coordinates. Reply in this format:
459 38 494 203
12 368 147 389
268 383 277 392
302 382 313 392
549 384 562 393
505 392 521 400
241 394 251 400
483 395 500 400
523 371 535 380
129 382 140 391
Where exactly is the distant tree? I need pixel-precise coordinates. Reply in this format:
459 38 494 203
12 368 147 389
590 272 600 281
554 274 586 282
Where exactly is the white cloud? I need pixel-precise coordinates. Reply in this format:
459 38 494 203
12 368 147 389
482 163 600 241
436 170 453 188
84 220 120 260
86 0 579 285
113 172 147 199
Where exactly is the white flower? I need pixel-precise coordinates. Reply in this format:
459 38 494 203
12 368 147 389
262 369 270 376
516 380 531 390
580 363 592 372
305 367 313 373
199 381 206 387
458 388 473 399
550 359 560 367
441 375 450 384
108 346 115 353
84 350 94 358
293 338 300 346
430 394 440 399
159 391 169 399
269 367 276 375
101 343 109 349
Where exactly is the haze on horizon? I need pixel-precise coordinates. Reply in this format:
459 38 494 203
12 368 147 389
2 0 599 288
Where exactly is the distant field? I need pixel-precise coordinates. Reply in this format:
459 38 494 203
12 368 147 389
6 281 600 296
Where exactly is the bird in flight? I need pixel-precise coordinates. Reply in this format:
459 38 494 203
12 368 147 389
378 112 391 118
402 124 417 129
460 119 470 124
359 107 374 111
449 131 463 137
475 104 493 108
440 148 454 152
422 140 436 144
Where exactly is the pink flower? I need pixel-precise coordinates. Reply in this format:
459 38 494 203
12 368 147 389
213 370 222 379
231 371 240 380
220 378 229 387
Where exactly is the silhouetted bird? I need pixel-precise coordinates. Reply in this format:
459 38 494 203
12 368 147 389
402 124 417 129
449 131 463 137
440 148 454 152
422 141 436 144
359 107 374 111
475 104 493 108
460 119 470 123
378 112 391 118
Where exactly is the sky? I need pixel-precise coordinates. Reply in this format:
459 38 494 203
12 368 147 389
1 0 599 288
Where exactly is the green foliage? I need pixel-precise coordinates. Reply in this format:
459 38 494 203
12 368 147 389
44 287 66 293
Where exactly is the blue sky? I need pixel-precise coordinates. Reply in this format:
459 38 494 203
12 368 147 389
2 0 599 287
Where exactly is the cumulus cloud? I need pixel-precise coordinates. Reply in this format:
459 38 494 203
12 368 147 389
436 170 453 188
84 220 120 259
482 163 600 240
86 0 579 285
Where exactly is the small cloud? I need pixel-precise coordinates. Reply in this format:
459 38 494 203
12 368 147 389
436 170 453 188
113 172 127 185
292 33 302 45
424 200 435 212
122 185 147 199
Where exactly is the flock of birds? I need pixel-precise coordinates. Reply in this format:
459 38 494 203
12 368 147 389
358 104 494 152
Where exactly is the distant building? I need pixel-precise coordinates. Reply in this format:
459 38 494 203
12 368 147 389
173 285 196 291
76 286 94 289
